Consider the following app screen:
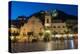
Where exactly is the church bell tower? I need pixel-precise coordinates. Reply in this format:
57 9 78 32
45 11 51 27
44 11 52 41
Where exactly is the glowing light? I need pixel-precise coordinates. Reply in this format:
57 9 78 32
55 34 61 38
45 24 50 26
63 34 67 38
10 36 14 40
45 30 51 33
68 34 73 37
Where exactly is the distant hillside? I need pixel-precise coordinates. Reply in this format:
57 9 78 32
29 9 77 23
10 9 77 28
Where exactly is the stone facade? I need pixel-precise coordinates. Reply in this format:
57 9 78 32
19 16 44 42
51 23 68 34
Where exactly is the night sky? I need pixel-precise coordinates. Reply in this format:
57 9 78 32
9 1 78 20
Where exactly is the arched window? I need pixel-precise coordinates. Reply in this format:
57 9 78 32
58 26 60 28
63 26 65 28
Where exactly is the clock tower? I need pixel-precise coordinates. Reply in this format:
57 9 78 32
45 11 51 27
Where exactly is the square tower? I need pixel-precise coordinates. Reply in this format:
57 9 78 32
45 11 51 27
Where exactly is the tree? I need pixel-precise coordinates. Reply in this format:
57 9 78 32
17 16 27 28
39 32 43 37
44 33 50 41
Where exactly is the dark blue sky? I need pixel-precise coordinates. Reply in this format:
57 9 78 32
10 1 78 20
